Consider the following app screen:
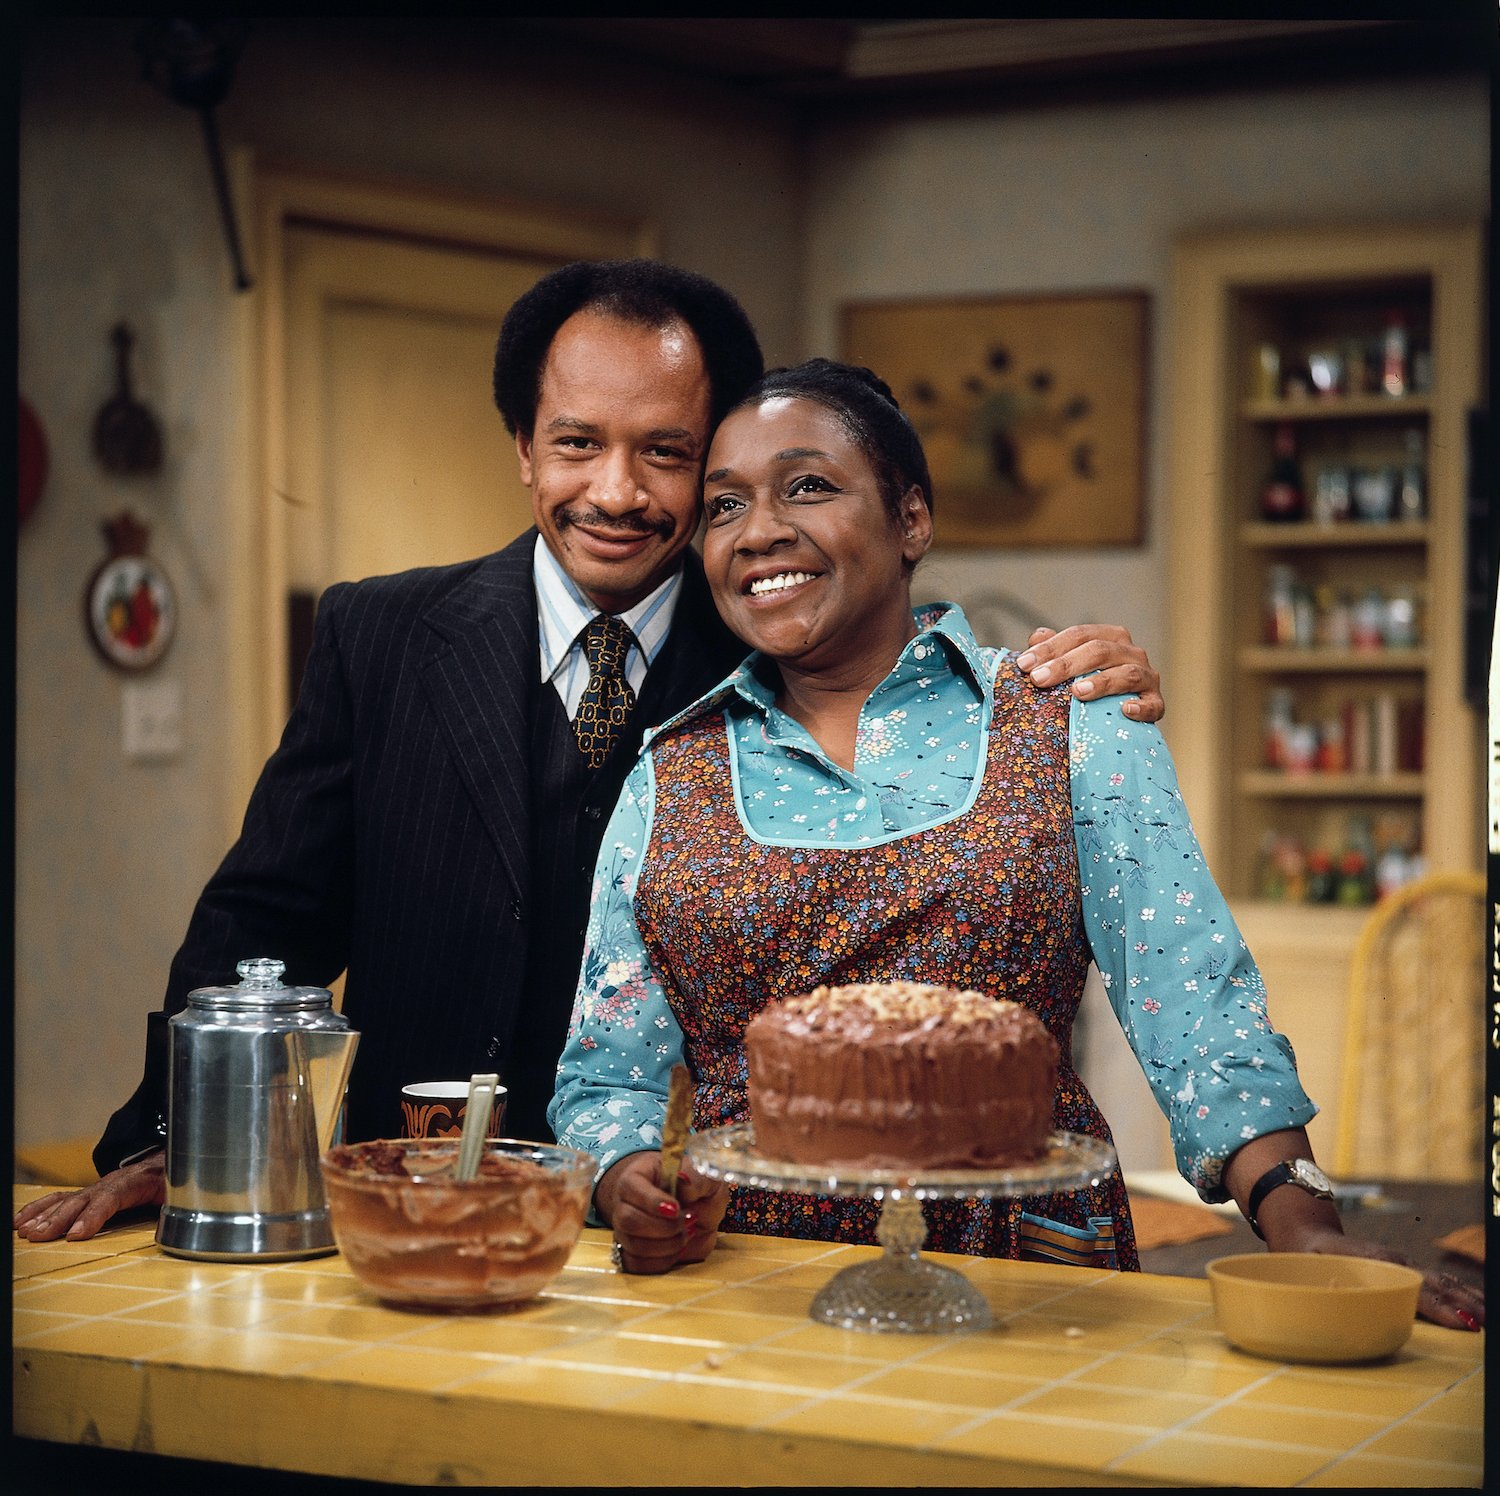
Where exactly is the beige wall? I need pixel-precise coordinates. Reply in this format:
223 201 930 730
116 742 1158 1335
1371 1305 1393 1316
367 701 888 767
16 22 1489 1170
799 72 1488 1171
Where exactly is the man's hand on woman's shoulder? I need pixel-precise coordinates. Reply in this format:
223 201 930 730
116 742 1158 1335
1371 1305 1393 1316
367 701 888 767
1017 624 1164 723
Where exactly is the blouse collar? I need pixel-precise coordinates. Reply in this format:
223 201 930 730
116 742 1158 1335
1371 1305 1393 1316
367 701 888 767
644 601 993 750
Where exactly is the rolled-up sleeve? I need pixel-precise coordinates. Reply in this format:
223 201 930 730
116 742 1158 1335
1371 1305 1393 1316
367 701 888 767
548 753 685 1181
1069 696 1317 1201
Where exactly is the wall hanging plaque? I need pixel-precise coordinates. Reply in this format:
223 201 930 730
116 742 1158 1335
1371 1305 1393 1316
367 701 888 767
842 290 1149 548
19 395 49 526
85 512 177 671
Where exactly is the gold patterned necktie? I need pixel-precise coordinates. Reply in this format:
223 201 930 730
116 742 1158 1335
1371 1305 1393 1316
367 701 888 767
572 614 637 769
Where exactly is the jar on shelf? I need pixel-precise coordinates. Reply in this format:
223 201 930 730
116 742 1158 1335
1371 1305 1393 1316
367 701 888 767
1284 723 1318 776
1352 466 1397 523
1308 347 1344 398
1311 465 1352 524
1351 588 1386 651
1383 586 1419 649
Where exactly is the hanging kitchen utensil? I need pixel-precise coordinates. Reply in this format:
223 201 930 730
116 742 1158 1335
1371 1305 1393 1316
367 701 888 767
135 19 253 293
93 323 164 477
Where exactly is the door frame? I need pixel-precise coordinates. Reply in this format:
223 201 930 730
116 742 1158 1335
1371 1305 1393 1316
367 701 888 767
229 156 653 820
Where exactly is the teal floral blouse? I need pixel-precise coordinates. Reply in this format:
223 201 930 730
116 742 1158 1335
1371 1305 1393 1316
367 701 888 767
548 603 1315 1202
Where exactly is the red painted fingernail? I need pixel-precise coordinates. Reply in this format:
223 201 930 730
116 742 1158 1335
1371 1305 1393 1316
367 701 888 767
656 1198 680 1220
684 1210 697 1225
1456 1309 1479 1331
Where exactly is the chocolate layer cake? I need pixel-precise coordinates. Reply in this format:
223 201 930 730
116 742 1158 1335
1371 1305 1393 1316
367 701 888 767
744 981 1059 1170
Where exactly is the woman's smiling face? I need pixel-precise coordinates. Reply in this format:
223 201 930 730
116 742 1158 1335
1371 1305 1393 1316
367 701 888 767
702 396 932 677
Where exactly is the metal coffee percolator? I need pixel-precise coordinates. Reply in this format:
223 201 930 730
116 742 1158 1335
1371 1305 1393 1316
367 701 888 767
156 957 359 1261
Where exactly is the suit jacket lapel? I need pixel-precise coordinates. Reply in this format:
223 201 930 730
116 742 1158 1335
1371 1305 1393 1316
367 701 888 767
419 532 538 904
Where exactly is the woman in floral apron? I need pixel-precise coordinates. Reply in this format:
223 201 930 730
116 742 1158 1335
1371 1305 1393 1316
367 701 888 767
550 358 1480 1331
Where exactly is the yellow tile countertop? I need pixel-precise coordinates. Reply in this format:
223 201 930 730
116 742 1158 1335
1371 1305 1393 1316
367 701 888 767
12 1187 1482 1487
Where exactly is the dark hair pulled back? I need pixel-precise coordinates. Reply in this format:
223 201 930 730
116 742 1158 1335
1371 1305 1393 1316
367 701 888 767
730 357 935 524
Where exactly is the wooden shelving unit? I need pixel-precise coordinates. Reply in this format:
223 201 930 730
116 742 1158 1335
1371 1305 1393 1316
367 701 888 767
1164 224 1483 1159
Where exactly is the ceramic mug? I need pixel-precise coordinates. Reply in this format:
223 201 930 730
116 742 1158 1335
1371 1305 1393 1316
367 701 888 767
400 1081 508 1140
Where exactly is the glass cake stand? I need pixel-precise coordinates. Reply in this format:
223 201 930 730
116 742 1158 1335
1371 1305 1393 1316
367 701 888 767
686 1123 1116 1334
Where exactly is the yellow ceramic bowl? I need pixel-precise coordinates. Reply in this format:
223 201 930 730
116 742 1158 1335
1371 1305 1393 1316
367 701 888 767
1206 1252 1422 1363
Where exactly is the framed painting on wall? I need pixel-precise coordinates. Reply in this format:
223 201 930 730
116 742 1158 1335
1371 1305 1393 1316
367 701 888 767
841 290 1149 548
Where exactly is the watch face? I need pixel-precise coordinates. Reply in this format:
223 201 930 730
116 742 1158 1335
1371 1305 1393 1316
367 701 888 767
1289 1159 1334 1195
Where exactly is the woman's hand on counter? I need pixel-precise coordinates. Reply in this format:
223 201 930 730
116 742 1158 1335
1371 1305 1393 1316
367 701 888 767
1270 1218 1485 1332
1223 1130 1483 1332
12 1151 166 1242
594 1151 730 1274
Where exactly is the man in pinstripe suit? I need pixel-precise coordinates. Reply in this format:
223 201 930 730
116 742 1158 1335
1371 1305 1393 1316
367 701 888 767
16 259 1163 1243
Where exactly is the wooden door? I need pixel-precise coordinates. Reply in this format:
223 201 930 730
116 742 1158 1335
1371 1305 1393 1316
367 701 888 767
281 226 552 595
240 165 652 801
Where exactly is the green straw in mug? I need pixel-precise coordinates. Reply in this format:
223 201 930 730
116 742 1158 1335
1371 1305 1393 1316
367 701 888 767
454 1073 500 1182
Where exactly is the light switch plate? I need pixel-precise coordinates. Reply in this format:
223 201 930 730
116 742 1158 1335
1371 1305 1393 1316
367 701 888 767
122 678 184 761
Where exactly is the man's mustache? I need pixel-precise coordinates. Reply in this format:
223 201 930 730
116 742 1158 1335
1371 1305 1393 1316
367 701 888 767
556 506 674 540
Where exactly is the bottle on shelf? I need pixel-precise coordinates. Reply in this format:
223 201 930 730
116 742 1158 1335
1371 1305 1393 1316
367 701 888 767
1306 847 1336 903
1259 424 1305 522
1264 565 1297 646
1263 687 1295 769
1381 311 1408 397
1397 429 1426 520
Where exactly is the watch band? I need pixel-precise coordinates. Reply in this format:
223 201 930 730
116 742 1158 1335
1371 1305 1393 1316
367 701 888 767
1246 1161 1297 1239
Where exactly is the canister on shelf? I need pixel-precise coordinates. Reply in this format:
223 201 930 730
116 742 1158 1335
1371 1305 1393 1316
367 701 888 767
1251 342 1281 401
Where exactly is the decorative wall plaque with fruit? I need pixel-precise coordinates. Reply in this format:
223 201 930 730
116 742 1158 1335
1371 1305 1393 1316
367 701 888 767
85 512 176 671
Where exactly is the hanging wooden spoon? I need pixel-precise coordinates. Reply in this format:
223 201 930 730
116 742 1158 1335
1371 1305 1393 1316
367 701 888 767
93 323 164 477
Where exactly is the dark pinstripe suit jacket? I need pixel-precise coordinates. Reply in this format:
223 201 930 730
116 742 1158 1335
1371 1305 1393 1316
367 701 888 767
95 530 745 1167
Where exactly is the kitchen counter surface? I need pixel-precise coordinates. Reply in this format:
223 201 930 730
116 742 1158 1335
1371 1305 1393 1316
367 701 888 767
12 1187 1482 1487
